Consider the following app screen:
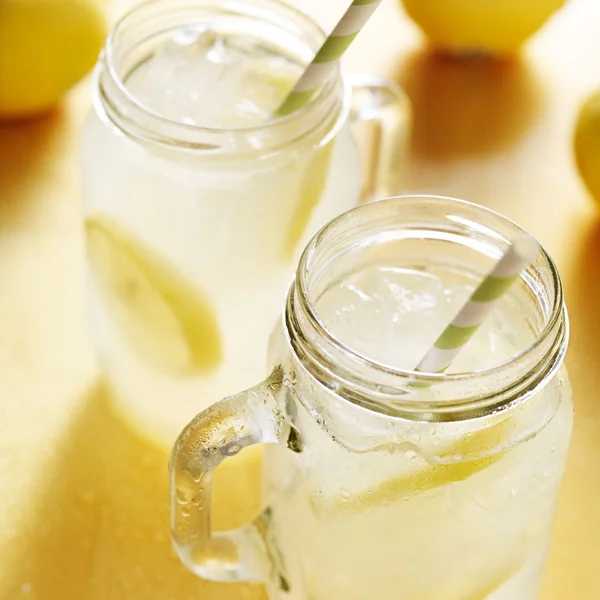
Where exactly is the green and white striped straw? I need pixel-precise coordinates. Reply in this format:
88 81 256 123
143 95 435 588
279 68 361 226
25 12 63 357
415 235 538 374
275 0 383 117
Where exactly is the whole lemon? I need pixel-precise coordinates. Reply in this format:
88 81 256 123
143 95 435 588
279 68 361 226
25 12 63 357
0 0 107 118
401 0 566 55
574 89 600 204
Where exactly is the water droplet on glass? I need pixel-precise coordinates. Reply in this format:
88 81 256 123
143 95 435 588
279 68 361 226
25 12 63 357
185 468 203 483
223 443 242 456
191 490 205 505
175 489 189 505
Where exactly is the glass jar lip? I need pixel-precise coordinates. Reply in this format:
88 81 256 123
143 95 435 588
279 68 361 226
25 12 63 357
100 0 345 149
295 195 565 388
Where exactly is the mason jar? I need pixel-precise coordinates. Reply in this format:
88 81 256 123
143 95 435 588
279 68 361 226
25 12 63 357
82 0 409 445
171 196 573 600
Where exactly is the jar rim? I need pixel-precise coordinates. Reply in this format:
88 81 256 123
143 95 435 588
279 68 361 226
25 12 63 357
96 0 348 154
288 195 568 419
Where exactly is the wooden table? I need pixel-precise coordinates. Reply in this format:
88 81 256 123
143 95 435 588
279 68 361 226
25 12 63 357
0 0 598 597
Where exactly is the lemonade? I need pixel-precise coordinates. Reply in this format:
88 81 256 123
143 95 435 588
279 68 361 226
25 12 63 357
261 264 572 600
169 197 572 600
82 0 364 446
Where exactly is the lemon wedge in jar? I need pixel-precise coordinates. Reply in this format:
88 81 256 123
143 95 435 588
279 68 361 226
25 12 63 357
284 142 334 259
86 216 221 375
312 411 521 516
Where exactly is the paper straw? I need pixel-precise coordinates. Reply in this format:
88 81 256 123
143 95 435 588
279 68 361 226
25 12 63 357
275 0 383 117
415 235 538 374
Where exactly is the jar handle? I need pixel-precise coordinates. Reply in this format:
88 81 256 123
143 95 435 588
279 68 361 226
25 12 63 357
348 74 411 202
170 367 286 583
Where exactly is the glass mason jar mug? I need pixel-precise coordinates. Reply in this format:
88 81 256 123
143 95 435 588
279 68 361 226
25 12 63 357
81 0 409 444
171 196 573 600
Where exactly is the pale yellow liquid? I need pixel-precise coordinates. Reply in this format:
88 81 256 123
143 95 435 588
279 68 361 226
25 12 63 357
78 23 360 600
261 265 572 600
83 29 360 445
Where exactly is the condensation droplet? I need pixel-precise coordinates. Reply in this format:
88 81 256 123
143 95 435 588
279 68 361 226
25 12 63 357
191 490 205 505
175 489 189 505
223 443 242 456
182 467 203 483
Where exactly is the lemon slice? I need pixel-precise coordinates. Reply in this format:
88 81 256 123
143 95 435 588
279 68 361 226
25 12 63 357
283 141 334 259
86 216 222 375
312 411 521 516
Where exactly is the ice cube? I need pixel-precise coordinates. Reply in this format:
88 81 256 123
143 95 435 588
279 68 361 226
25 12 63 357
126 27 299 128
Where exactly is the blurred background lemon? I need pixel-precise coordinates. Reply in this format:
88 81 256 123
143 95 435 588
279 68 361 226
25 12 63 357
0 0 107 119
574 89 600 205
400 0 567 55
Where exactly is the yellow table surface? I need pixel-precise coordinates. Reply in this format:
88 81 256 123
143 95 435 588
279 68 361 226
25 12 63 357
1 0 599 597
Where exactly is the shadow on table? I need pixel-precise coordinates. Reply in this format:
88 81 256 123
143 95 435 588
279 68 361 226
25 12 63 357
1 380 266 600
395 47 545 161
0 109 67 229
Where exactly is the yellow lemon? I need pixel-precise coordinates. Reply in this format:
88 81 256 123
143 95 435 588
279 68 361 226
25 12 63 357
401 0 567 55
574 89 600 204
0 0 107 118
86 216 222 375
